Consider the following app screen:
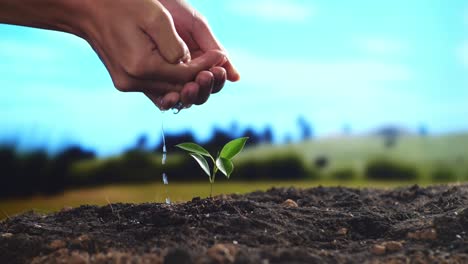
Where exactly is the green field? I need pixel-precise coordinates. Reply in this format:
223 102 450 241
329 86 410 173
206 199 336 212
72 133 468 182
239 133 468 179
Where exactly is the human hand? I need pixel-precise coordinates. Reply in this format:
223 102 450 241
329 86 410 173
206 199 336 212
75 0 229 110
159 0 240 105
0 0 228 110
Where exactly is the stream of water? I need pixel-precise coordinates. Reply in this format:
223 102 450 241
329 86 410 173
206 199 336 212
160 111 170 204
160 104 185 204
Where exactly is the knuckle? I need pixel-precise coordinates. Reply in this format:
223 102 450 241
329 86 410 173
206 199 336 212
123 57 146 78
148 8 171 27
195 12 209 25
113 76 132 92
159 9 172 24
168 46 187 64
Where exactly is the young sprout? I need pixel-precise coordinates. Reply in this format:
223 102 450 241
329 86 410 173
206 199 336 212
176 137 248 197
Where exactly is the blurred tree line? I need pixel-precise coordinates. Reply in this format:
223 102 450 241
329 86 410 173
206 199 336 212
1 119 463 199
0 146 95 197
0 119 314 198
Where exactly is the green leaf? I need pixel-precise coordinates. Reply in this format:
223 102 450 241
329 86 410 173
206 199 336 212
216 157 234 178
176 143 212 158
189 153 211 177
220 137 249 160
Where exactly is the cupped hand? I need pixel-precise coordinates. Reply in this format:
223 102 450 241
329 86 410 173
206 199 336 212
159 0 240 105
77 0 225 110
0 0 228 109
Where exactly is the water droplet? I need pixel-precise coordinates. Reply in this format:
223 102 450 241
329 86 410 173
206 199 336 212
172 101 184 114
162 145 167 165
163 173 168 185
165 197 171 204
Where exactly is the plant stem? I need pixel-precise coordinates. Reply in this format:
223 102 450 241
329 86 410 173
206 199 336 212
209 166 218 198
210 181 213 198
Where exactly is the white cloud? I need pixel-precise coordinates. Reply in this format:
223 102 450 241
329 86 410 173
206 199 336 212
458 41 468 68
226 0 314 23
355 37 408 56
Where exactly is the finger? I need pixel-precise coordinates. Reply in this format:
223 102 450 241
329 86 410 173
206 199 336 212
155 49 226 83
190 49 204 60
192 17 240 81
194 71 214 105
146 92 180 110
145 93 163 110
220 60 240 82
161 92 181 110
180 82 199 106
130 77 184 95
143 2 190 64
210 66 227 94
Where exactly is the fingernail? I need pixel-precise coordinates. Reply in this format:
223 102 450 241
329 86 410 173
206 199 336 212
158 97 167 110
182 53 191 64
220 55 228 66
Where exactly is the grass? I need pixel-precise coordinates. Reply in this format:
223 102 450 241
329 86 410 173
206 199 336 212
0 179 449 220
71 133 468 182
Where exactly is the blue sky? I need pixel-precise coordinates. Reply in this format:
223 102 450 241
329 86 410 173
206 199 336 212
1 0 467 155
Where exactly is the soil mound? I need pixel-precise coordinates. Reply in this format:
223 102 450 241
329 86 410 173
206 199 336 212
2 184 468 263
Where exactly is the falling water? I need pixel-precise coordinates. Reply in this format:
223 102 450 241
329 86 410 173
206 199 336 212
162 172 169 184
161 111 170 204
162 173 170 204
160 103 184 204
161 128 167 166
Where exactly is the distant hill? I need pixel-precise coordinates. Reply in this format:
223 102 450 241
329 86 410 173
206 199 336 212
370 125 412 137
239 132 468 180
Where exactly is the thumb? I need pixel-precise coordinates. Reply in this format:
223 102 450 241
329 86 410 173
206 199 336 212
144 3 190 64
179 50 226 82
157 49 226 83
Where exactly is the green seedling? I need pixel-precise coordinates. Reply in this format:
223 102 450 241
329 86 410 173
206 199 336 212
176 137 248 197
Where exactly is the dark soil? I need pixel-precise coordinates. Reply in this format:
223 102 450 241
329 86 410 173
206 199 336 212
2 184 468 264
